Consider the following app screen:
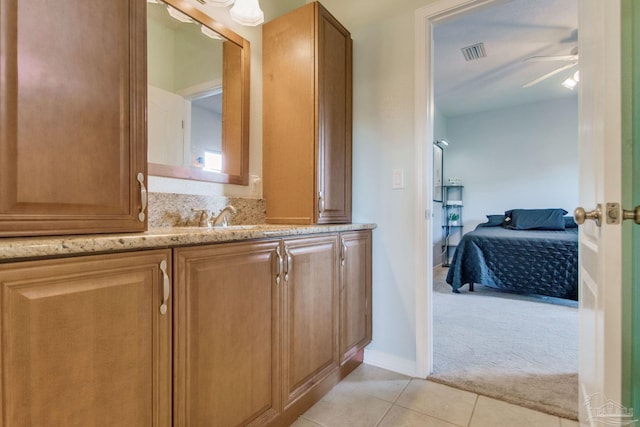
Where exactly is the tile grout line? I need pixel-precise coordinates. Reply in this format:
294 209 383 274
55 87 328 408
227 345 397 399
392 378 414 404
465 393 481 427
373 378 414 427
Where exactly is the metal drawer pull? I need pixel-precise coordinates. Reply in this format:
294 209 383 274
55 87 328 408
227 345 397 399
284 246 292 282
137 172 147 222
276 246 284 285
159 260 170 315
341 240 347 266
318 192 325 217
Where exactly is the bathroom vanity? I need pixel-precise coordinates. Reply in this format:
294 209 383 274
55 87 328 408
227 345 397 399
0 224 373 426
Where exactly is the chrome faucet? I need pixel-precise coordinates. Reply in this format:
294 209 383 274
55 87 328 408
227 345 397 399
210 205 237 227
191 208 210 227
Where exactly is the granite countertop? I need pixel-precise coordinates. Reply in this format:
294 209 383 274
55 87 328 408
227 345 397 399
0 223 377 262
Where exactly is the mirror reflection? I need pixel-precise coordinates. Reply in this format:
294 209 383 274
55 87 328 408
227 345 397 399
147 0 249 185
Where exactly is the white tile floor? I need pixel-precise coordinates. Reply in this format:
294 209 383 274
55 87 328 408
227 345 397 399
293 364 579 427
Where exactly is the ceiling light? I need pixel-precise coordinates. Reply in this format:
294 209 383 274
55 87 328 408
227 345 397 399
230 0 264 26
167 5 193 23
561 70 580 90
561 76 578 90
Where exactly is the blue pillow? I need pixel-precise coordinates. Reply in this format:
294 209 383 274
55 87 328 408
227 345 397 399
564 215 578 228
477 214 505 227
504 208 568 230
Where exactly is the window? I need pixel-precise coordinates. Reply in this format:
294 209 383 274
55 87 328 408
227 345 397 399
203 150 223 173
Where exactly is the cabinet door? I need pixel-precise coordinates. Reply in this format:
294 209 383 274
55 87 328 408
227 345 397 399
174 241 281 426
282 235 339 407
317 4 352 224
0 250 172 427
339 231 372 364
263 2 352 225
0 0 147 236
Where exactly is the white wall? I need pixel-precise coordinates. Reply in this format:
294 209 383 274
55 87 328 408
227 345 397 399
444 96 579 233
317 0 437 374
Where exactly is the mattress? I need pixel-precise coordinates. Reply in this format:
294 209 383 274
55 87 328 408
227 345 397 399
445 225 579 300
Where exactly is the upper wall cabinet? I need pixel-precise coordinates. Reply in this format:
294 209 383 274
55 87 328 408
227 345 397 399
0 0 147 236
263 1 352 224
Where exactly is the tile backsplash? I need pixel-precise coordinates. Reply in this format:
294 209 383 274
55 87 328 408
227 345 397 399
148 192 266 228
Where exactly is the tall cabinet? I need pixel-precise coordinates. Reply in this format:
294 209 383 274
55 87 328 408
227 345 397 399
0 0 148 237
263 1 352 224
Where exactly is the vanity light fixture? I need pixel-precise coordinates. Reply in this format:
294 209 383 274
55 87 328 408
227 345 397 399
229 0 264 26
201 25 223 39
167 5 193 23
204 0 235 5
199 0 265 26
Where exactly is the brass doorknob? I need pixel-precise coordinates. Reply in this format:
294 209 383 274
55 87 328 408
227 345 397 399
574 205 602 226
623 206 640 224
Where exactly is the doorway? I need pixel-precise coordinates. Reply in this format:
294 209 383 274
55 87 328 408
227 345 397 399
414 0 581 418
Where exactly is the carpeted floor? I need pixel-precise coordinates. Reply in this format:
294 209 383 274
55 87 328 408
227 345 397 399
430 266 579 420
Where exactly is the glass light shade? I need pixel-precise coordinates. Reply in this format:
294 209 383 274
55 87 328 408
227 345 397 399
167 6 193 23
230 0 264 26
201 25 223 39
206 0 235 6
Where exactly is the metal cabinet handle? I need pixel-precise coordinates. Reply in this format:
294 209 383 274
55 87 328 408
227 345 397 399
137 172 147 222
574 205 601 227
284 246 292 282
341 239 347 266
275 246 284 285
159 260 170 315
318 191 325 217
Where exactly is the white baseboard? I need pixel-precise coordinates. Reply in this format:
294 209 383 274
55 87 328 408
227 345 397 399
363 348 418 378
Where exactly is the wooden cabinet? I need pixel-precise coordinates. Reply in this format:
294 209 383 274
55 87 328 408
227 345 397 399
263 2 352 225
339 230 372 364
0 0 147 236
281 235 340 408
0 229 370 426
173 241 281 427
0 250 172 427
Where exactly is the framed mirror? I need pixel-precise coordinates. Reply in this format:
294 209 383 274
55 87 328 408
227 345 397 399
147 0 250 185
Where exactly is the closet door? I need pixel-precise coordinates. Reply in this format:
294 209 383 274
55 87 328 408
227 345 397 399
0 0 147 236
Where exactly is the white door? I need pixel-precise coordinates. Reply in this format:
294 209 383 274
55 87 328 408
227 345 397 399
148 85 188 167
576 0 626 424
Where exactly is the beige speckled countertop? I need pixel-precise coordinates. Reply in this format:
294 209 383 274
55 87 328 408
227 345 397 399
0 223 377 262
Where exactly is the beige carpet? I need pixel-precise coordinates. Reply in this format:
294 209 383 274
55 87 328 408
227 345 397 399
430 266 579 420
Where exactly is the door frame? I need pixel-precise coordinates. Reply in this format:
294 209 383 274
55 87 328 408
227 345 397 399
414 0 502 379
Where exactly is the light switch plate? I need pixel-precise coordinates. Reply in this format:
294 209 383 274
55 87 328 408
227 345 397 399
392 169 404 189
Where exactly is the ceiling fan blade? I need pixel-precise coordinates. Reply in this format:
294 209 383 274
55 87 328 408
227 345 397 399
522 63 578 88
525 54 579 62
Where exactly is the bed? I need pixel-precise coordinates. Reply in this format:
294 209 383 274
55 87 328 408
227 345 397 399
445 208 579 300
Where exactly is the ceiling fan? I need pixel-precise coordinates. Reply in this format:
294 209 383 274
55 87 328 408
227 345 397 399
522 47 579 88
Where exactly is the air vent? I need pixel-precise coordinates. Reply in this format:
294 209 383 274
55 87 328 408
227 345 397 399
461 43 487 61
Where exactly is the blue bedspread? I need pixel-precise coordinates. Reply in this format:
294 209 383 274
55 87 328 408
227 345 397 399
445 226 578 300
